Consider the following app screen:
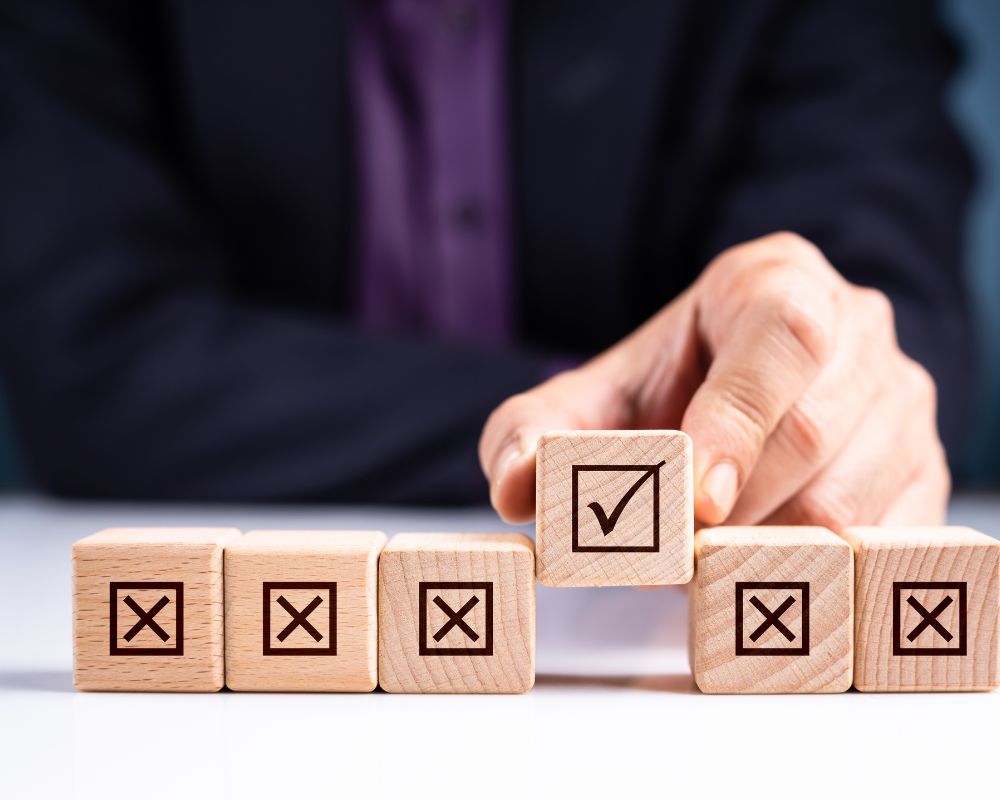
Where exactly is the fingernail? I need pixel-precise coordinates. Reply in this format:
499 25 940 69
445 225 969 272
701 461 739 519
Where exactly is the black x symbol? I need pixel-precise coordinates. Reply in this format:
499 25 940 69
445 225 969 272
906 595 954 642
122 595 171 642
432 595 480 642
275 595 324 642
748 595 797 642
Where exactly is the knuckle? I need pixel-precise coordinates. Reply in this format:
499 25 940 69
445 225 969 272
707 231 811 278
705 242 750 284
782 403 830 464
715 377 773 452
763 230 811 255
795 488 855 532
762 290 834 367
760 231 829 273
855 287 896 334
706 232 828 292
714 233 804 277
901 357 938 410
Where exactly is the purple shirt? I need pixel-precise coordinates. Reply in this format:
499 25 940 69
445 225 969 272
351 0 513 344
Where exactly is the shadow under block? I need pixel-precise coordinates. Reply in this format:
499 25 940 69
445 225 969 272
378 533 535 694
535 430 693 587
692 526 853 694
224 530 386 692
841 526 999 692
73 528 240 692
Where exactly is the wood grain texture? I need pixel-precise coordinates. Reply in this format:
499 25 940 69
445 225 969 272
225 530 386 692
73 528 240 692
378 533 535 694
840 526 999 692
535 430 693 587
692 526 853 694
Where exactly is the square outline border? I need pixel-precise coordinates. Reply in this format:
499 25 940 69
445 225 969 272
418 581 494 656
892 581 967 656
262 581 337 656
109 581 185 656
734 581 810 656
571 464 661 553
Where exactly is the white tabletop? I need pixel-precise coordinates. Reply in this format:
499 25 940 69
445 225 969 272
1 493 998 800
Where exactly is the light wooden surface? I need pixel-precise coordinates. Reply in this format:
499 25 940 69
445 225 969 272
224 530 385 692
72 528 239 691
535 430 693 586
378 533 535 693
692 526 853 693
841 526 1000 691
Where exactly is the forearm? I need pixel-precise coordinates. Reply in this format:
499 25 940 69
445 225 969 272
2 295 545 503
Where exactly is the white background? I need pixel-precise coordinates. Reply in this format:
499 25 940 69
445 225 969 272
1 495 997 800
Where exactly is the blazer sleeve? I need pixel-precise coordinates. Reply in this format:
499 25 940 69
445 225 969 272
0 1 543 503
698 0 974 455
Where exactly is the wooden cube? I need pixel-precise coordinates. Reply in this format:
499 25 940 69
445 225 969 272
691 526 853 694
840 526 999 692
378 533 535 693
224 530 386 692
535 430 693 586
73 528 240 692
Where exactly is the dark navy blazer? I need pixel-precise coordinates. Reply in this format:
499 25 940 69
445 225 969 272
0 0 972 502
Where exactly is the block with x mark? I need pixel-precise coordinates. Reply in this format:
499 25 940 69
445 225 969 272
225 531 386 692
419 582 494 656
691 526 853 694
841 526 999 691
73 528 240 691
111 585 183 655
379 533 535 693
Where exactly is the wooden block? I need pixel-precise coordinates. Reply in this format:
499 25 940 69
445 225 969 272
378 533 535 693
72 528 240 692
224 530 386 692
691 526 853 694
841 526 1000 692
535 430 693 586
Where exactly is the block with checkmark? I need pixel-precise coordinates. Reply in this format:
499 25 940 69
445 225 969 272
691 526 853 693
535 431 693 586
224 530 386 691
73 528 240 691
839 526 999 692
378 533 535 693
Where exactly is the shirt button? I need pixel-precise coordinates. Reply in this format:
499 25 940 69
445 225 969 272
451 199 484 231
443 1 478 36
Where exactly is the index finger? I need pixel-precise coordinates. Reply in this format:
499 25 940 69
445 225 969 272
683 266 838 524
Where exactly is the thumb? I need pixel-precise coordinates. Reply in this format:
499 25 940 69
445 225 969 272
479 365 625 523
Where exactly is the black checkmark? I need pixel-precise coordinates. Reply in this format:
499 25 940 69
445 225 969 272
586 460 666 535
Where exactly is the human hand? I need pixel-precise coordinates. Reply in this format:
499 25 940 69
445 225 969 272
479 232 948 528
